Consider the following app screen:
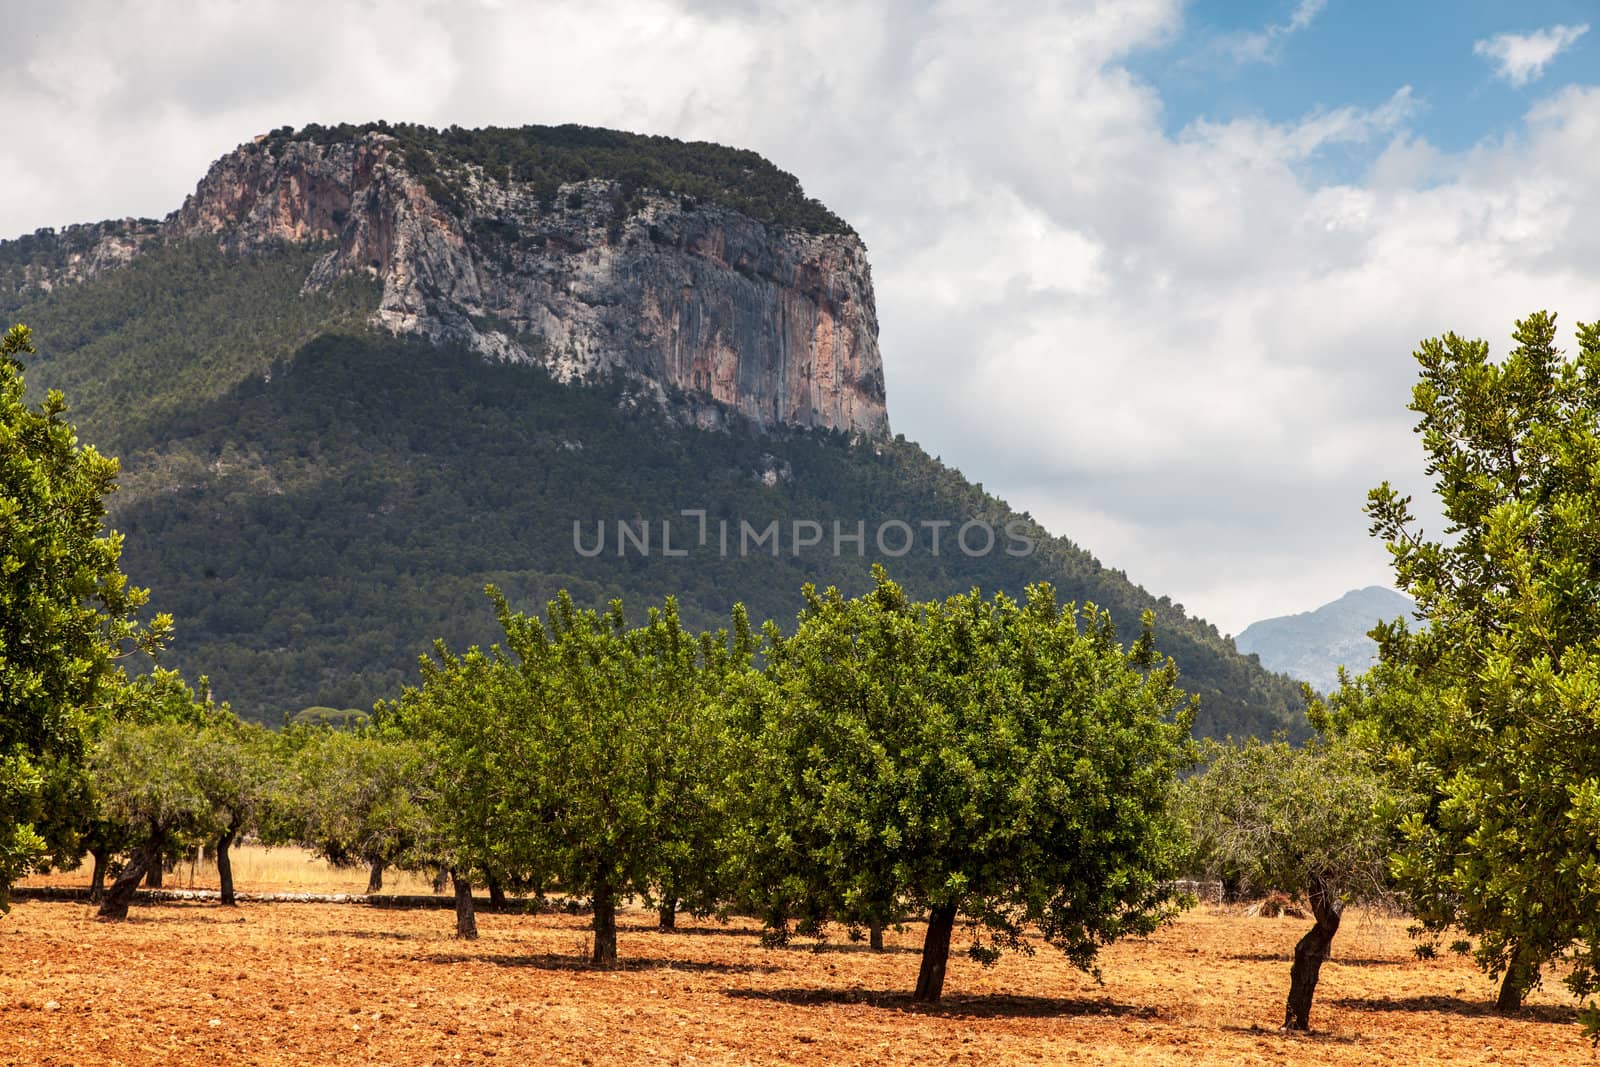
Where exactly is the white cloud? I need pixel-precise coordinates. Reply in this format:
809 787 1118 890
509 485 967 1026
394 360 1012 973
1218 0 1327 64
1 1 1599 635
1474 23 1589 87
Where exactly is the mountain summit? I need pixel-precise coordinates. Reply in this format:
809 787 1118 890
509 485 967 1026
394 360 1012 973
1235 586 1417 695
0 122 1307 736
4 122 887 436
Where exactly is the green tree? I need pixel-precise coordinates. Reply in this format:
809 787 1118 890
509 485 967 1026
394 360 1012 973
271 727 429 895
421 588 744 963
90 721 207 919
381 642 511 938
0 324 169 912
735 568 1195 1001
192 718 274 906
1177 730 1405 1029
634 603 753 932
1354 311 1600 1012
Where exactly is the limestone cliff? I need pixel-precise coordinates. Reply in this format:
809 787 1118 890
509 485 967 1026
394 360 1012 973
1 126 889 436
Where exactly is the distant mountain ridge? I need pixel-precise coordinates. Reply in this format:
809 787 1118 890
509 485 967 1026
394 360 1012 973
0 122 1311 738
1235 586 1416 695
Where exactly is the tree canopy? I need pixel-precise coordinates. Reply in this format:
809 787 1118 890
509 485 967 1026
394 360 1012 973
385 587 749 960
733 567 1196 1000
0 323 168 911
1177 728 1406 1028
1345 311 1600 1012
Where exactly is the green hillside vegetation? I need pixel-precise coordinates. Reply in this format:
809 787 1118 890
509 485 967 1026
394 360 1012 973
261 121 854 237
0 240 1305 736
0 240 377 451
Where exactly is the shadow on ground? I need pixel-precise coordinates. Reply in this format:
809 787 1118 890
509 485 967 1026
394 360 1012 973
1229 952 1408 967
418 952 779 975
1218 1024 1365 1044
724 987 1159 1019
1330 995 1578 1024
617 922 750 937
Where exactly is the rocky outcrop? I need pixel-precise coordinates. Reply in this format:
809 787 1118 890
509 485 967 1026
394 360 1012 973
0 218 162 296
6 130 889 436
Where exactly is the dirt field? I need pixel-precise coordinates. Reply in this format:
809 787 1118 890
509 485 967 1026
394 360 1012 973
3 854 1596 1065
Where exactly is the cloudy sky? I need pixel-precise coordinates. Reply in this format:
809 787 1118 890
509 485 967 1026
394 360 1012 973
3 0 1598 635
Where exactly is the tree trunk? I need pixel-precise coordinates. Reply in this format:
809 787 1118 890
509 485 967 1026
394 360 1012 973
488 874 507 909
365 861 384 895
432 867 449 894
913 903 959 1002
88 850 108 904
869 920 885 951
592 881 618 965
451 869 478 940
145 854 163 888
658 896 677 932
99 831 161 921
216 826 238 906
1283 873 1344 1030
1497 949 1535 1012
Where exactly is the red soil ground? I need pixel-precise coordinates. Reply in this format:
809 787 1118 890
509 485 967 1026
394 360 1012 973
1 892 1594 1066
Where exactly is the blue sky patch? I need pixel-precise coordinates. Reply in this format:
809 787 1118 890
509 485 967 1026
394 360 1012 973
1131 0 1596 172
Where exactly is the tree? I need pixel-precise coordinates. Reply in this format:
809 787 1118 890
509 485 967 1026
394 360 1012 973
0 323 169 912
1177 729 1405 1029
630 600 752 932
192 719 273 906
54 670 215 901
90 721 207 919
474 588 742 964
271 727 429 895
381 642 510 939
1353 311 1600 1012
734 567 1195 1001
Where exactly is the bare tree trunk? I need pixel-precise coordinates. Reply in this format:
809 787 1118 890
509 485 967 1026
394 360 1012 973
869 920 885 951
88 850 109 904
99 829 161 921
1497 948 1535 1012
658 895 677 931
432 866 448 894
216 826 238 906
365 861 384 895
1283 874 1343 1030
913 903 959 1002
487 874 507 909
144 854 164 888
592 880 618 965
451 869 478 940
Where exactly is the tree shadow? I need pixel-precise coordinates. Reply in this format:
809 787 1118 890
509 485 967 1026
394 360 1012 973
782 942 923 956
723 988 1158 1019
617 922 753 937
1229 952 1407 967
1217 1024 1364 1044
418 952 779 975
1329 995 1579 1024
115 909 249 924
313 929 417 941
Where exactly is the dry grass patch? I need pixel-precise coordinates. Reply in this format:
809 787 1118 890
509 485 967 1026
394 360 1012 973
19 843 440 896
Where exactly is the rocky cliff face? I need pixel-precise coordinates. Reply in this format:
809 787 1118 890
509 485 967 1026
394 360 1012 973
5 130 889 436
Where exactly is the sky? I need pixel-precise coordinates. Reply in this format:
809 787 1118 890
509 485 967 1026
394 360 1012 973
2 0 1598 636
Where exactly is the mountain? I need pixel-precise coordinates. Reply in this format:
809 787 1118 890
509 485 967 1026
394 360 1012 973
0 121 1310 738
1235 586 1416 696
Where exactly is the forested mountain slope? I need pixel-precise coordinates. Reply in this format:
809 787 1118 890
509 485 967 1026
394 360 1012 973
0 124 1308 736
